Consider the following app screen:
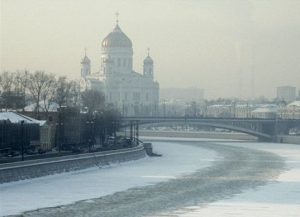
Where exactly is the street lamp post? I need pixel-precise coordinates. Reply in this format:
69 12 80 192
56 121 64 152
20 120 24 161
163 100 166 117
86 118 94 152
55 108 65 152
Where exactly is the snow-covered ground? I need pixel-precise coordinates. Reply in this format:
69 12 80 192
0 141 217 216
157 140 300 217
1 138 299 217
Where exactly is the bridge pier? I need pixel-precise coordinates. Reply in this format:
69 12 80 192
135 121 139 145
129 120 139 145
130 121 133 142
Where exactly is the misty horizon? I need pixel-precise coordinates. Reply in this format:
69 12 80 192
1 0 300 99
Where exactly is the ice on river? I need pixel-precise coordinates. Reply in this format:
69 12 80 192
0 141 217 216
1 138 300 217
160 140 300 217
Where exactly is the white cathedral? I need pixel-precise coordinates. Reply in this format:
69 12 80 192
80 20 159 116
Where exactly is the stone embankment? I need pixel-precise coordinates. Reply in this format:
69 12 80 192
139 130 257 140
0 145 146 184
140 130 300 144
277 135 300 144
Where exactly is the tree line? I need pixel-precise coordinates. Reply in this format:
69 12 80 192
0 70 114 119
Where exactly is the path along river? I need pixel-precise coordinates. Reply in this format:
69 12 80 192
2 138 300 217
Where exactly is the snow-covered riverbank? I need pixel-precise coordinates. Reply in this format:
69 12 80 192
2 138 299 217
0 141 217 216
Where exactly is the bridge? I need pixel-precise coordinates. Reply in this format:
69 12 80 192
120 117 300 142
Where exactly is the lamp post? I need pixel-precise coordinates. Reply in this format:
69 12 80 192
163 100 166 117
86 118 94 152
56 122 64 152
98 112 105 147
232 100 236 118
56 110 64 152
20 120 24 161
275 111 279 142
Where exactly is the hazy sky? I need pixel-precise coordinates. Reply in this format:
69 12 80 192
1 0 300 99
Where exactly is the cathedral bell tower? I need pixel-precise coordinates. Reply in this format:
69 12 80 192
143 48 154 79
81 48 91 79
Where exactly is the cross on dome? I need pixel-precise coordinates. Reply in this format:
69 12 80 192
115 11 119 24
144 47 153 64
81 47 90 64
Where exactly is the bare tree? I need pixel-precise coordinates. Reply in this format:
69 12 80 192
0 72 14 94
0 72 15 110
14 70 30 110
55 76 72 108
41 78 57 114
81 89 105 113
13 71 23 95
27 71 56 118
69 80 81 108
14 70 29 95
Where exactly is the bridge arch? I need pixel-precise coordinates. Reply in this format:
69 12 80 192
120 119 273 141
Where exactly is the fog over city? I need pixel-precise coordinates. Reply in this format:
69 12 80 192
1 0 300 98
1 1 300 217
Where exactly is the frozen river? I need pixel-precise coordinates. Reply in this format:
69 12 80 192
1 138 300 217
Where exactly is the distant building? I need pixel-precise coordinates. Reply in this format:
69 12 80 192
80 19 159 116
0 92 25 111
279 101 300 119
0 112 42 153
277 86 296 103
206 104 232 118
235 104 254 118
251 105 277 119
160 88 204 103
24 101 59 113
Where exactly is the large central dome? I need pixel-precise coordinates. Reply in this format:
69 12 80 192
102 24 132 48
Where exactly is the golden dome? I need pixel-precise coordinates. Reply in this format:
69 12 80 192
102 24 132 48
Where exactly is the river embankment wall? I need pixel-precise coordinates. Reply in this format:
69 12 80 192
139 130 257 140
277 135 300 144
0 145 146 184
140 130 300 145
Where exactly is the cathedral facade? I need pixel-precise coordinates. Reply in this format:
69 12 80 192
80 21 159 116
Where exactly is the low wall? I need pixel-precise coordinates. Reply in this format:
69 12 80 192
139 130 300 145
139 130 257 141
277 135 300 144
0 145 146 184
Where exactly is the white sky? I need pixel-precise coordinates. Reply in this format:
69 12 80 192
1 0 300 99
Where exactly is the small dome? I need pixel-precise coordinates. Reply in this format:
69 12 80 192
144 55 153 64
102 24 132 48
81 55 90 64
